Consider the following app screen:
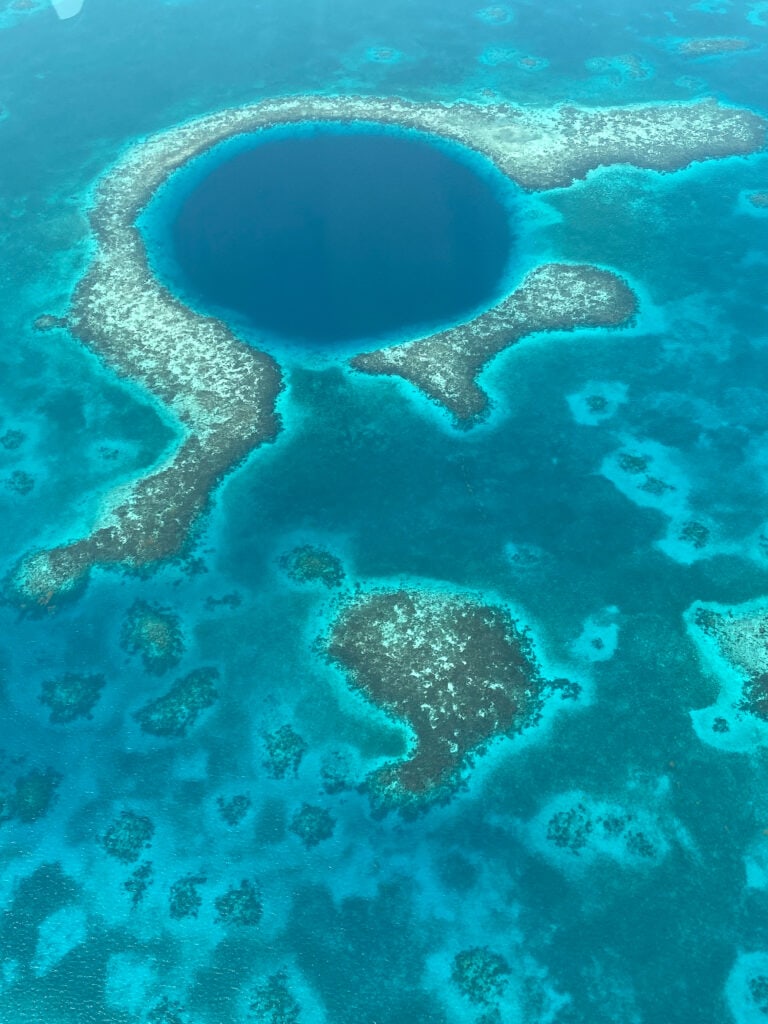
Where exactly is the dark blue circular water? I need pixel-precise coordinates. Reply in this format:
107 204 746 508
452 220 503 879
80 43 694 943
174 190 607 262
164 127 517 348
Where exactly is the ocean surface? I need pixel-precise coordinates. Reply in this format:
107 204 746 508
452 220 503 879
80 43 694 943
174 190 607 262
154 126 517 348
0 0 767 1022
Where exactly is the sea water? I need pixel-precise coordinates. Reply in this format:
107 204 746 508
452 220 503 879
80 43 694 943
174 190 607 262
146 124 518 351
0 1 767 1022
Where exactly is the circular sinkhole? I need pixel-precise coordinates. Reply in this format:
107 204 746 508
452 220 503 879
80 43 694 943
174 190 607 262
143 123 521 352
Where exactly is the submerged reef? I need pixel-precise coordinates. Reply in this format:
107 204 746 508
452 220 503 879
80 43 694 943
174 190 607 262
39 671 105 723
248 970 301 1024
120 599 184 674
124 861 153 908
452 947 510 1006
0 428 25 450
102 810 155 863
545 800 657 859
288 802 336 847
320 749 355 793
214 878 263 926
8 93 763 605
5 469 34 495
1 767 61 823
217 792 252 826
32 313 67 332
169 873 207 920
133 667 219 738
687 601 768 747
324 585 567 811
146 997 189 1024
526 789 670 870
352 263 637 424
676 37 753 57
278 544 345 588
263 724 307 779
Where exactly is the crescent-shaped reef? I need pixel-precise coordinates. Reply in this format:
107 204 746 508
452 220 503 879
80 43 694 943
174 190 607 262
12 94 766 607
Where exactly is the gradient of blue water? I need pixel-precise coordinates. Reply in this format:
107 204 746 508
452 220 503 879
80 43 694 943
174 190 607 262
163 126 516 347
0 0 767 1022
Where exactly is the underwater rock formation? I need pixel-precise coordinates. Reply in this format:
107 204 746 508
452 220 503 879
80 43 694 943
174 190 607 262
39 671 105 723
279 544 345 588
214 878 262 926
124 861 153 908
216 793 251 826
168 873 207 920
133 667 219 738
676 37 753 57
452 947 510 1006
248 970 301 1024
263 724 307 779
2 767 61 823
102 810 155 863
32 313 67 332
686 601 768 748
288 803 336 848
121 599 184 675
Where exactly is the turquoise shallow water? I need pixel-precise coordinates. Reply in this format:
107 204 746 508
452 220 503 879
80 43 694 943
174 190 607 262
0 0 768 1022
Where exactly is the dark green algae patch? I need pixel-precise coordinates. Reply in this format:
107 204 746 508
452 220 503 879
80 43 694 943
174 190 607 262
322 585 576 814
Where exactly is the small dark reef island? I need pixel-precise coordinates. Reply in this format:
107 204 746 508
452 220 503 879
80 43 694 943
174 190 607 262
12 94 766 606
323 585 574 813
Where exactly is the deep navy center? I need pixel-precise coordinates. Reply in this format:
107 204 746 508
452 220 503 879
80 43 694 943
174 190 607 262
166 125 517 347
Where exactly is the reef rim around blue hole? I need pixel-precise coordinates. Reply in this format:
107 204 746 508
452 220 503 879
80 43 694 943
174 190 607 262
141 121 524 357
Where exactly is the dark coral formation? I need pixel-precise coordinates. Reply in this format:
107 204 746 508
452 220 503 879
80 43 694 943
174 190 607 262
102 810 155 863
169 873 207 920
452 947 510 1006
5 469 34 495
320 749 354 794
124 861 153 907
147 997 190 1024
0 429 25 450
351 264 637 424
749 976 768 1014
248 970 301 1024
33 313 67 332
279 544 345 588
288 803 336 848
547 802 594 853
677 37 752 57
214 879 263 926
748 191 768 209
263 725 307 779
39 671 105 723
740 673 768 720
678 520 709 550
133 667 219 738
546 800 657 859
325 587 558 810
2 767 61 823
692 604 768 722
121 599 184 674
614 449 675 498
217 793 252 826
